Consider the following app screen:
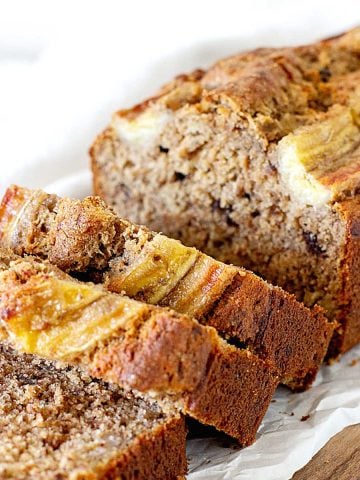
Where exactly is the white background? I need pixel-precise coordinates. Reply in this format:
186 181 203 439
0 0 359 193
1 2 360 478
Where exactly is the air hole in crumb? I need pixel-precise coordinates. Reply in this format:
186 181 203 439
226 215 238 227
174 171 187 181
213 240 224 248
227 337 248 350
211 200 238 227
159 145 169 153
319 67 331 82
267 162 278 174
40 223 49 234
115 182 131 200
211 199 221 211
153 255 161 262
251 210 260 218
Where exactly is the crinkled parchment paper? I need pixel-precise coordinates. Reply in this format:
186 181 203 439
187 346 360 479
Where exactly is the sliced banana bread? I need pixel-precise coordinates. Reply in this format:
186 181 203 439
0 249 278 445
0 344 187 480
0 186 333 390
89 28 360 358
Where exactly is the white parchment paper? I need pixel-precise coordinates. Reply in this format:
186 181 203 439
47 170 360 480
187 346 360 479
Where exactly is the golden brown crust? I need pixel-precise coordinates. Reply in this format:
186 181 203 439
94 323 279 445
111 28 360 144
47 196 125 271
90 311 213 393
0 185 127 272
208 28 360 132
328 197 360 357
95 416 187 480
205 271 334 391
183 338 277 445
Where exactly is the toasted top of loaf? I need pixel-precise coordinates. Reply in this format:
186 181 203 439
0 185 236 310
112 28 360 207
0 344 186 480
119 28 360 140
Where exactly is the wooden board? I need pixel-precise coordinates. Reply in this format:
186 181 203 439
292 424 360 479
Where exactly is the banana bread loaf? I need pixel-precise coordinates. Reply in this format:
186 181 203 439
90 27 360 358
0 249 278 445
0 344 187 480
0 185 333 390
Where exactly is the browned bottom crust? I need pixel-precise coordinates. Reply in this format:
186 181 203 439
205 271 334 391
99 417 187 480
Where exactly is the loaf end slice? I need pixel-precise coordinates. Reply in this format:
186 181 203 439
0 185 333 390
0 343 187 480
89 29 360 359
0 251 279 445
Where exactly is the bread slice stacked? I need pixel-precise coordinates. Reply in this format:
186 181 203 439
0 186 335 474
0 248 279 446
0 344 187 480
0 185 333 390
90 27 360 359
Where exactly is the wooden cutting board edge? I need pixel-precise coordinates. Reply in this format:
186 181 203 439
292 423 360 480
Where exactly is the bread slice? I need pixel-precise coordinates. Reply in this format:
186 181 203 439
0 186 333 390
89 28 360 359
0 343 187 480
0 249 278 445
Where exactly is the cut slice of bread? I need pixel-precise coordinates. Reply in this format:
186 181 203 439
0 185 333 390
0 343 187 480
89 28 360 359
0 249 278 445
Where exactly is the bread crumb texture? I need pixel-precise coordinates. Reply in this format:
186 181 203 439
90 28 360 355
0 344 186 480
